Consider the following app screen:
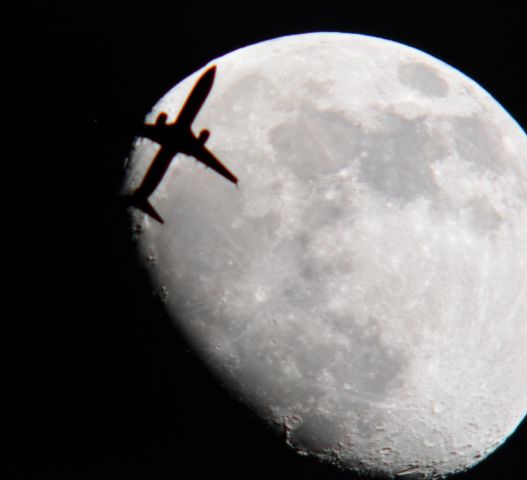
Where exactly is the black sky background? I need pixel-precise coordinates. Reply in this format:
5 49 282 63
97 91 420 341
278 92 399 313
5 2 526 479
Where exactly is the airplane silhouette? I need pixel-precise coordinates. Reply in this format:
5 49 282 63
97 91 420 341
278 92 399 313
127 65 238 224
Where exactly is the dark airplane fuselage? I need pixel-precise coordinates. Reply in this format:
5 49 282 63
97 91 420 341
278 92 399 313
151 124 198 154
134 125 200 199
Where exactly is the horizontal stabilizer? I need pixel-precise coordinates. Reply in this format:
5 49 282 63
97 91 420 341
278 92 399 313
123 193 165 224
138 197 164 224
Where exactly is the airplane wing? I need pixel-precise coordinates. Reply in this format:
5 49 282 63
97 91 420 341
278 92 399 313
175 66 216 128
189 143 238 185
136 123 163 144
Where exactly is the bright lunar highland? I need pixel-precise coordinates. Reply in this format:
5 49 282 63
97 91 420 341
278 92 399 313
123 33 527 478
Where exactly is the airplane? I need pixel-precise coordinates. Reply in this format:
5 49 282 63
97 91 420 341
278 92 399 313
126 65 238 224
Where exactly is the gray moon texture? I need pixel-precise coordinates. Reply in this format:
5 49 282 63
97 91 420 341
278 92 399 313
123 33 527 478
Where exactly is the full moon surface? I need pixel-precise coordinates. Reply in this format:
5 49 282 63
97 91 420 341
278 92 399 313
123 33 527 478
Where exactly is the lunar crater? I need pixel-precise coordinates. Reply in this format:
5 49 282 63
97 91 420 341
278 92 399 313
398 62 450 98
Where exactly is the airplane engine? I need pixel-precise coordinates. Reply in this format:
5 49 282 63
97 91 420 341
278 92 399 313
155 112 168 125
198 129 210 144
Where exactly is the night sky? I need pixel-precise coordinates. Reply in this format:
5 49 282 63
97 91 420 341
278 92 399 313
5 2 526 479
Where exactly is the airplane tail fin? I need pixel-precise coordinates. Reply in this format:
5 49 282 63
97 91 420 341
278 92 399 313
122 193 165 224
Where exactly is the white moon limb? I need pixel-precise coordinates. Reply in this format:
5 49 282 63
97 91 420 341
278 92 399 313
123 33 527 478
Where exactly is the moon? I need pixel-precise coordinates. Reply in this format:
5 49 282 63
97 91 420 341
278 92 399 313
123 33 527 478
